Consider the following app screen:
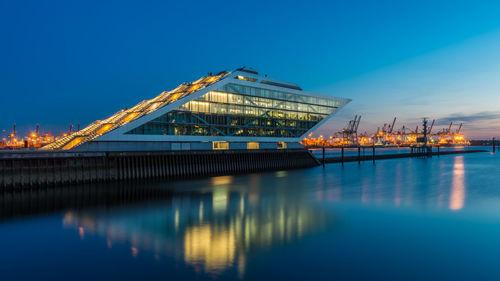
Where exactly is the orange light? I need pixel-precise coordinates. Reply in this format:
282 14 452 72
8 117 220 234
62 137 84 150
170 93 180 101
123 112 137 123
96 124 113 135
189 84 200 91
149 102 161 110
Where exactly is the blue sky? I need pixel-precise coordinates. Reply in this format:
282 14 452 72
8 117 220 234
1 0 500 138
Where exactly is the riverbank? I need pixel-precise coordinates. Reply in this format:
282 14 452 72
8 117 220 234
0 149 318 190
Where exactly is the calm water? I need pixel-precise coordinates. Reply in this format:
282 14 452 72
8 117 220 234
1 151 500 280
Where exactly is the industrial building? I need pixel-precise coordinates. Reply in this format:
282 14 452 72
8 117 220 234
43 68 350 151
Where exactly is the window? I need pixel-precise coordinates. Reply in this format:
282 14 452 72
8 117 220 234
278 142 287 149
247 142 259 149
261 80 302 90
213 141 229 150
236 75 257 82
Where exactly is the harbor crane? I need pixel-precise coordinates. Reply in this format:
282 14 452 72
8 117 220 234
427 119 435 134
338 115 361 145
302 116 469 148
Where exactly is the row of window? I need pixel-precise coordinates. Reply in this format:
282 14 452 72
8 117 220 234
179 100 328 121
213 141 258 150
152 111 320 128
212 141 287 150
127 123 310 137
196 91 335 115
218 83 342 108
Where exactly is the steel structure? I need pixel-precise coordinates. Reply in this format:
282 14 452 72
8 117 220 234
337 115 361 145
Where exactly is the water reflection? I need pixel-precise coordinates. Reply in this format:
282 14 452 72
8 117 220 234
62 175 330 277
450 156 466 210
2 154 494 281
0 183 173 221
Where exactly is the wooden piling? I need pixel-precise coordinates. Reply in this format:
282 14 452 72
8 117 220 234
358 146 361 165
341 145 344 166
322 144 325 167
372 144 375 164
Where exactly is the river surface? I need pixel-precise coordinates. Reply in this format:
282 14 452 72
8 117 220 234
1 150 499 280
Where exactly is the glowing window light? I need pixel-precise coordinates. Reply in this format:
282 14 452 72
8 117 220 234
277 142 287 149
148 102 161 111
123 112 138 123
189 84 200 91
247 142 259 149
213 141 229 150
236 75 257 82
96 124 113 135
170 93 181 101
190 100 209 106
62 137 84 150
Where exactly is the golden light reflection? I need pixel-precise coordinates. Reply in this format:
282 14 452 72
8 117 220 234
131 247 139 258
212 187 228 213
239 196 245 214
211 176 233 186
61 187 328 278
449 156 466 210
175 208 180 232
238 254 246 279
275 171 287 178
78 226 85 239
183 225 236 273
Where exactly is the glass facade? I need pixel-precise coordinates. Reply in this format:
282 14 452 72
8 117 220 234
126 83 342 138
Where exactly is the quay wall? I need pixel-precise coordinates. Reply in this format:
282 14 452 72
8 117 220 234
0 149 320 190
323 149 488 163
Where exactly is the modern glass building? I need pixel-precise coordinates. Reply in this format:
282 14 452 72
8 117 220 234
43 68 350 151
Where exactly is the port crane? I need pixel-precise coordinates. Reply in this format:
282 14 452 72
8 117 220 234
336 115 362 145
301 116 468 148
373 117 398 145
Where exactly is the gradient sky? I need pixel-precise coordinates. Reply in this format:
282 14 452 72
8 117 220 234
1 0 500 139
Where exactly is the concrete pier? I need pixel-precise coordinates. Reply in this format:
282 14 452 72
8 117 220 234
0 149 320 190
323 149 487 164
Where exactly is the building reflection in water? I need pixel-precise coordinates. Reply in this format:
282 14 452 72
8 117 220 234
449 156 466 210
62 174 330 277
